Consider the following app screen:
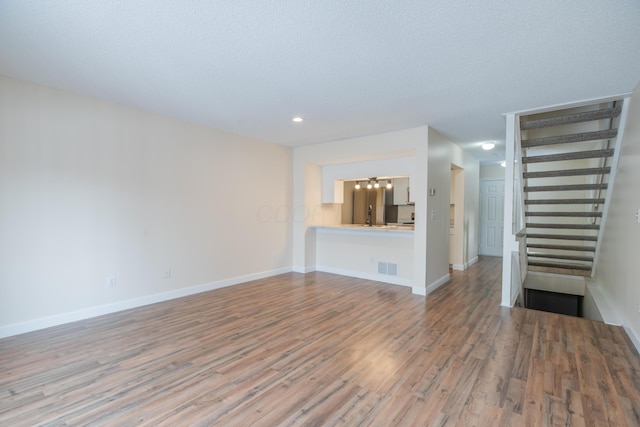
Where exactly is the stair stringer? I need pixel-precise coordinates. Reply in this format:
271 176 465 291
590 97 631 276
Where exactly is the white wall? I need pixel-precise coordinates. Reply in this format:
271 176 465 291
449 168 464 268
315 228 414 286
480 164 506 179
464 158 480 266
0 76 293 336
427 129 480 285
593 83 640 348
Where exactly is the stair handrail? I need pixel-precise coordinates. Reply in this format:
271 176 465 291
591 97 630 276
590 101 617 223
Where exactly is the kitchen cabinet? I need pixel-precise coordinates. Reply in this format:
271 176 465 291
393 177 413 205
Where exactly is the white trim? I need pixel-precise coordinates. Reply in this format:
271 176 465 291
585 281 622 325
293 266 315 274
585 280 640 354
501 114 517 306
504 92 631 117
624 325 640 355
0 267 292 339
479 178 506 257
314 265 413 288
452 256 478 271
312 225 414 237
466 256 479 268
412 286 427 296
426 273 451 295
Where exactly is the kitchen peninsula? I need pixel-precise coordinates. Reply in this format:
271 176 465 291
312 223 415 288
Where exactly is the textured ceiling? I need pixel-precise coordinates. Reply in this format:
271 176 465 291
1 1 639 163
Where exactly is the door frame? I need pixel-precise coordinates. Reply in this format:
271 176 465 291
479 178 505 256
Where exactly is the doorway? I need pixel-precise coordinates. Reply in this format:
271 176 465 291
449 165 465 269
479 178 505 256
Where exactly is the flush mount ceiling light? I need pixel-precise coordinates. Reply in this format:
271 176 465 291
292 116 304 123
481 142 496 151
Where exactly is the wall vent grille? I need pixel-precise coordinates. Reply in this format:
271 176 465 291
378 262 398 276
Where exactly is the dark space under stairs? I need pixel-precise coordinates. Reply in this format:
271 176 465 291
519 103 623 277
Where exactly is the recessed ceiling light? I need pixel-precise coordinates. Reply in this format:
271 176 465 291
292 116 304 123
482 142 495 150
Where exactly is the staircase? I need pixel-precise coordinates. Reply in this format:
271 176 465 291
518 101 625 277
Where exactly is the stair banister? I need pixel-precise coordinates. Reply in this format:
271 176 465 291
591 97 630 276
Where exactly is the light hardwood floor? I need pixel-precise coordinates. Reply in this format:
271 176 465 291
2 257 640 426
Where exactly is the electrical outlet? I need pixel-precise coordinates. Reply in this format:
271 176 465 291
163 267 171 279
107 275 117 288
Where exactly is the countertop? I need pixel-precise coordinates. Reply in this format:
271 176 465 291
312 224 414 234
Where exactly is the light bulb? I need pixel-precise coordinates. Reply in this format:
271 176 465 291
367 181 373 189
355 181 361 189
386 180 392 189
374 180 380 188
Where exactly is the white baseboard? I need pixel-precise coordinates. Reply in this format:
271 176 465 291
511 290 520 307
586 281 622 326
586 280 640 354
412 286 426 296
0 267 292 339
292 266 315 274
451 257 478 272
314 265 412 288
426 273 451 295
624 325 640 355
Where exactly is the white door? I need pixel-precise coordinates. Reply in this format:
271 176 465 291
479 179 505 256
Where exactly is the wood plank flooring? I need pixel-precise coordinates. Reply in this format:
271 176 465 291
2 256 640 426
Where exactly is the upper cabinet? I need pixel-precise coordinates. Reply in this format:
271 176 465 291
393 177 414 205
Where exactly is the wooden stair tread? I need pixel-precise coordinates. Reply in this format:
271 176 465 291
523 167 611 179
525 198 605 205
526 223 600 230
527 253 594 262
528 261 592 271
527 243 596 252
524 183 608 192
525 211 602 217
520 107 622 130
527 234 598 241
521 129 618 148
522 149 614 164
